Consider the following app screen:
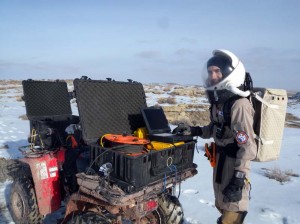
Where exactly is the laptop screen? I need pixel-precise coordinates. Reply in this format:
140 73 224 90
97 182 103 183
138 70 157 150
141 107 171 134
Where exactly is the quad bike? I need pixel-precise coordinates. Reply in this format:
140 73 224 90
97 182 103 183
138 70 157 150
8 78 198 224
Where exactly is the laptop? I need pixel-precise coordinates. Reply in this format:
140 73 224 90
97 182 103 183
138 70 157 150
141 107 194 143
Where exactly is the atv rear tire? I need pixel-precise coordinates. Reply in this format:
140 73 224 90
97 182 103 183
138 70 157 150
157 194 184 224
66 212 111 224
9 178 43 224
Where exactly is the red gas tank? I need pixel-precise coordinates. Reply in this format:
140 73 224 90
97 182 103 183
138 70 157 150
21 148 65 215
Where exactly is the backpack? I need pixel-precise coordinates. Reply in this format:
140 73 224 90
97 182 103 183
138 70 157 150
223 74 288 162
251 88 287 161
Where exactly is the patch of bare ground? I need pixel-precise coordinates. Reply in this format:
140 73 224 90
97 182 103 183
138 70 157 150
170 87 205 97
0 158 24 182
18 114 28 120
165 109 300 129
157 97 177 104
163 104 210 126
0 80 22 86
285 113 300 128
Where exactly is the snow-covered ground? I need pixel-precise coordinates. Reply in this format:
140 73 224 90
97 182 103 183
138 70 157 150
180 127 300 224
0 82 300 224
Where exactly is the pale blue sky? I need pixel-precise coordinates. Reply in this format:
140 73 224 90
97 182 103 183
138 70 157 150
1 0 300 90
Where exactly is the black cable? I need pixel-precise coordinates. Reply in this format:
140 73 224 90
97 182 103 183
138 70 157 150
68 146 115 222
244 72 253 91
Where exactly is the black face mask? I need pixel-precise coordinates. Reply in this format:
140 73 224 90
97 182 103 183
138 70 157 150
206 89 236 105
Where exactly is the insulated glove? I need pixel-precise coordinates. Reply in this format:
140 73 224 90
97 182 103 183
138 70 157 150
172 123 191 135
223 171 245 203
172 124 203 136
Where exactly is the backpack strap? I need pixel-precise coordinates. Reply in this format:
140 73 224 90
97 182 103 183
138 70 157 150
251 91 279 109
222 95 242 125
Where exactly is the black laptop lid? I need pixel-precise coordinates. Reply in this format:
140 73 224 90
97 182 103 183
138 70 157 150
141 107 171 134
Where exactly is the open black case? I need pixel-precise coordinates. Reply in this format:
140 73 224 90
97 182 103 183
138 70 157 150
73 77 196 193
22 79 79 149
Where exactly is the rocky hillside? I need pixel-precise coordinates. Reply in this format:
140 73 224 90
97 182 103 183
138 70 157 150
143 83 300 128
1 80 299 128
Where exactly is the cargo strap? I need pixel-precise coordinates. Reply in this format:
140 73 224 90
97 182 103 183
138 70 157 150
215 143 239 184
30 128 44 149
254 135 274 145
215 150 226 184
246 177 252 200
163 164 178 192
252 92 279 109
66 135 79 149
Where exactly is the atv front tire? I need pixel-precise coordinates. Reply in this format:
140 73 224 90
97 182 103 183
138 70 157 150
157 194 184 224
65 195 184 224
9 178 43 224
66 212 111 224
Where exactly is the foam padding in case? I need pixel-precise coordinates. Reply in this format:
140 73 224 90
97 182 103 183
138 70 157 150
22 80 72 120
73 79 147 144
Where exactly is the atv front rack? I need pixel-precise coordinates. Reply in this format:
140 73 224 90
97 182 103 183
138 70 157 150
62 165 197 224
76 164 197 205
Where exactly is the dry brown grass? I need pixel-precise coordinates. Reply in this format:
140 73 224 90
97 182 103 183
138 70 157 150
285 113 300 128
0 80 22 85
152 90 165 95
285 169 300 177
65 79 74 85
163 86 172 92
262 167 299 184
174 86 184 89
18 114 28 120
157 97 177 104
0 202 6 212
169 87 206 97
171 117 191 126
0 144 9 149
15 95 24 102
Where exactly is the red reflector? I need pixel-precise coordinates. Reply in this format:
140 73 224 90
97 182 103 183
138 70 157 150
144 200 158 211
